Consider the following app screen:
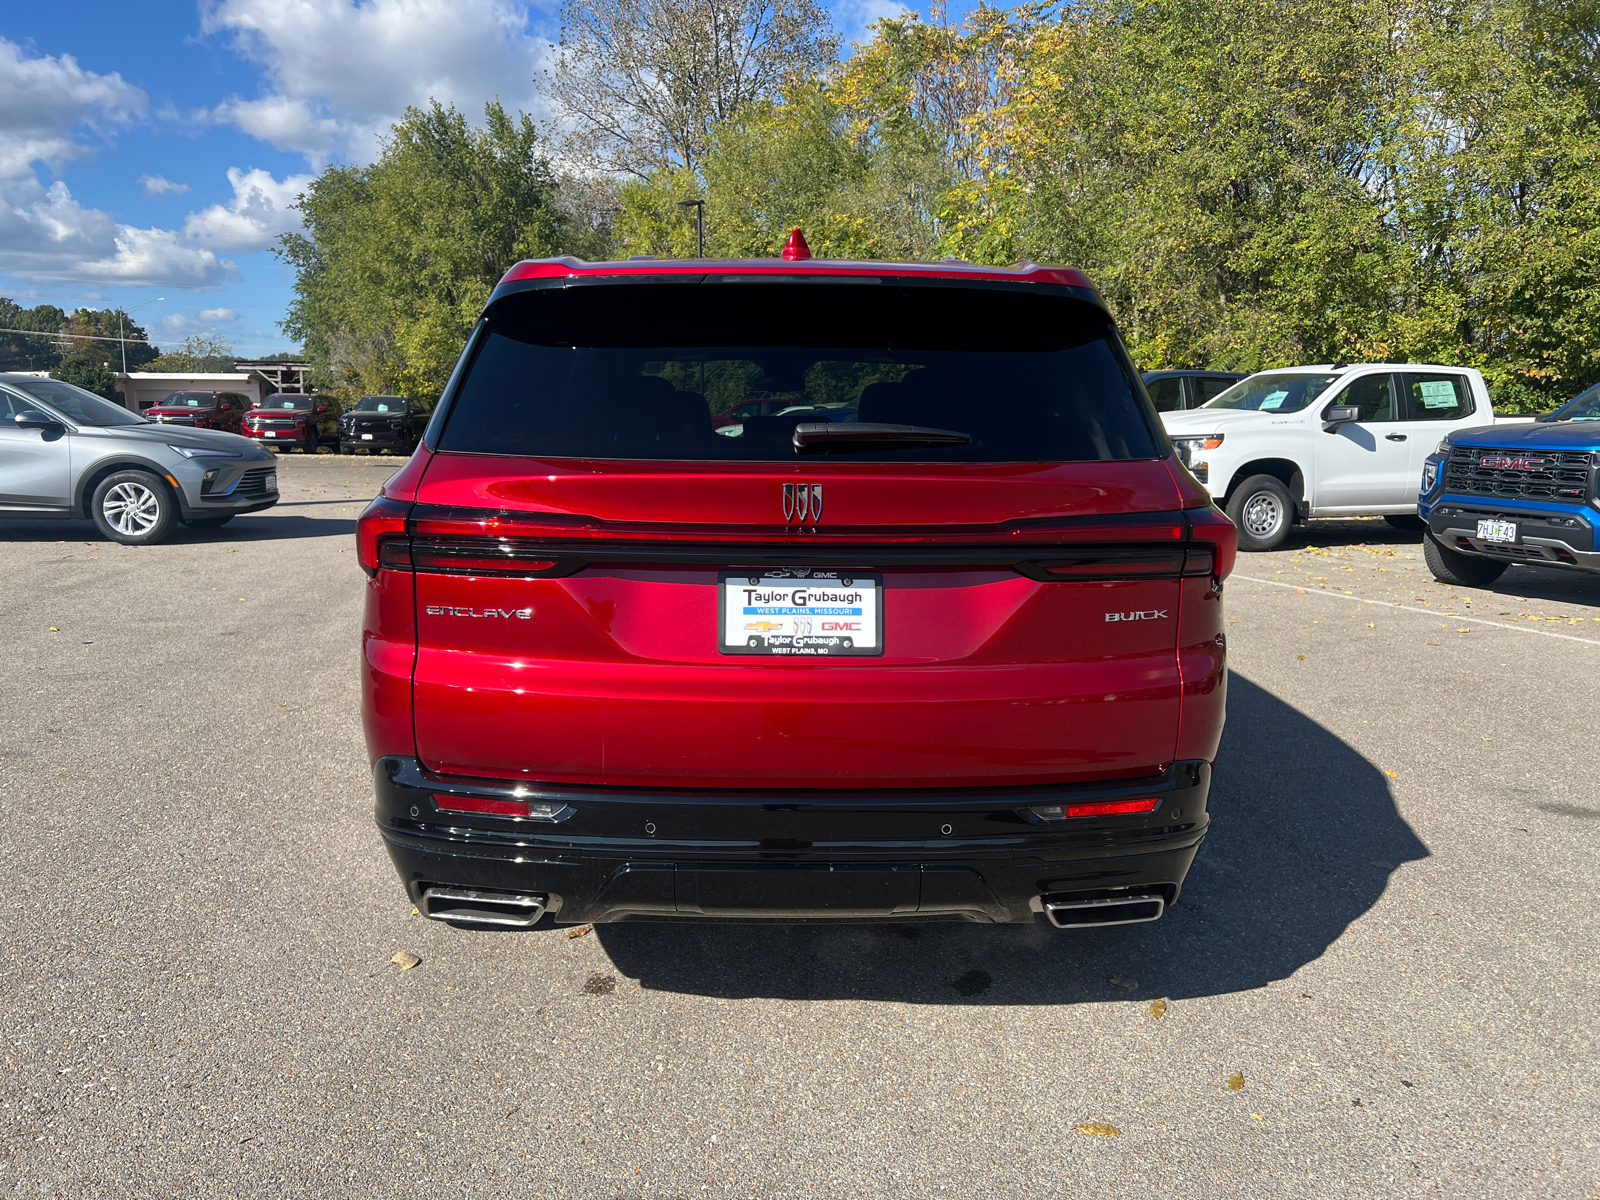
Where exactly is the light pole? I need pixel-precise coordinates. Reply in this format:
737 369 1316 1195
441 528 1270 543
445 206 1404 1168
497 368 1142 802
677 199 705 258
119 297 164 374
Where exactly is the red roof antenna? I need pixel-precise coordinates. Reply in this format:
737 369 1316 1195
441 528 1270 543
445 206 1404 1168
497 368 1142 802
780 228 812 261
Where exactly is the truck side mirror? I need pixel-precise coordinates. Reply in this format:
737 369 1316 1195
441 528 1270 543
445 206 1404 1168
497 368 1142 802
1322 404 1361 433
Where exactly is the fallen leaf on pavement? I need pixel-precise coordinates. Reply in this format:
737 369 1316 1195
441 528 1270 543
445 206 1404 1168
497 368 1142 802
1149 1000 1167 1019
1296 654 1306 660
565 925 593 939
1250 1113 1264 1121
1385 770 1398 778
391 951 421 970
1075 1123 1120 1137
1108 975 1138 990
1227 1071 1245 1090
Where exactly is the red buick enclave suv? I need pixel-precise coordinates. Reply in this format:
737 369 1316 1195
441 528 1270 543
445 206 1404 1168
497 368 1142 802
358 248 1235 931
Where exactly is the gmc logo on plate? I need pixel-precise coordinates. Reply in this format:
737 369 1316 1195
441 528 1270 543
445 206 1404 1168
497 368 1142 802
1105 610 1169 622
1479 456 1546 470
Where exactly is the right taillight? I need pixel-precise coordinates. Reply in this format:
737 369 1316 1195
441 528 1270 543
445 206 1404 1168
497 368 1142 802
1030 797 1160 821
356 495 412 576
1186 506 1237 580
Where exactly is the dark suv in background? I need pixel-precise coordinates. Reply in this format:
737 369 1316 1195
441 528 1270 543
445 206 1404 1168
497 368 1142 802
1142 370 1246 413
340 396 426 455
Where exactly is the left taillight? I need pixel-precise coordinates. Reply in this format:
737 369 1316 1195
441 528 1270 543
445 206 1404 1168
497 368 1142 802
1187 506 1238 581
356 495 412 577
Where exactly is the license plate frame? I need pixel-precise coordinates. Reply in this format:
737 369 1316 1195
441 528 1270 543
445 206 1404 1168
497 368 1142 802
718 570 884 657
1477 518 1518 544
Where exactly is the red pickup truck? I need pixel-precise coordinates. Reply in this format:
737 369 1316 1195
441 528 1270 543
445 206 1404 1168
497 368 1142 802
358 244 1235 932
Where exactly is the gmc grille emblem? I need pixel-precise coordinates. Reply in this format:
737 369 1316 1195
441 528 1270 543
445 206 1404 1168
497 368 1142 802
782 482 824 523
1479 456 1546 470
1105 610 1169 622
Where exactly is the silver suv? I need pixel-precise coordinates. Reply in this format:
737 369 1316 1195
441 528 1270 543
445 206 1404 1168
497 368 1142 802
0 374 279 544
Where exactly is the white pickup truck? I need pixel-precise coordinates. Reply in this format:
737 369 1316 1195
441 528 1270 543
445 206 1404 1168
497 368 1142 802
1160 364 1535 550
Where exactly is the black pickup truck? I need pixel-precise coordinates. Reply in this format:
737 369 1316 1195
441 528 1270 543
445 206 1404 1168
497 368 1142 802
338 395 427 454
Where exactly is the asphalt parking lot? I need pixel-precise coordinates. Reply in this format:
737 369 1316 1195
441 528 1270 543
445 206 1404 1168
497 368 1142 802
3 456 1595 1198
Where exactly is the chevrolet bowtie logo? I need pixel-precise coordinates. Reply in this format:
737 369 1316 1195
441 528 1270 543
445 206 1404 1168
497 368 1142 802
783 482 824 523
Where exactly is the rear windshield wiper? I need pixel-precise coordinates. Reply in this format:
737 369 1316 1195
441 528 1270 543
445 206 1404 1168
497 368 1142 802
792 422 972 451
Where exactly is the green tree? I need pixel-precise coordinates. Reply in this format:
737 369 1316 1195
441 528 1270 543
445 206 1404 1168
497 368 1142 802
0 300 67 371
61 308 159 370
51 356 117 400
139 335 235 374
278 101 565 398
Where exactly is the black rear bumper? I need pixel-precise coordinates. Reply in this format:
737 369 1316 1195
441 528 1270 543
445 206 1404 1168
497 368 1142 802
373 756 1211 925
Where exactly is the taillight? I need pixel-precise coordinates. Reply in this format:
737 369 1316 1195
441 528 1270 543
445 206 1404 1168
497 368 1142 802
1186 506 1238 580
356 495 412 576
1030 797 1159 821
408 538 577 577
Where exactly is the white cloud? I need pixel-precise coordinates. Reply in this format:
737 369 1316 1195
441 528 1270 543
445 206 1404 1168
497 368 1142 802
839 0 915 40
0 37 145 178
201 0 551 164
0 175 235 287
0 39 236 287
199 307 239 322
182 167 313 252
139 174 190 197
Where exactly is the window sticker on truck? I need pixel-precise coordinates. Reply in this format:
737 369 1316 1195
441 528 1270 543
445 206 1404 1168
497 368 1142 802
1420 381 1459 408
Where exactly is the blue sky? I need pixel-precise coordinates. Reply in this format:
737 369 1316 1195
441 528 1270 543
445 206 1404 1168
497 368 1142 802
1 0 955 358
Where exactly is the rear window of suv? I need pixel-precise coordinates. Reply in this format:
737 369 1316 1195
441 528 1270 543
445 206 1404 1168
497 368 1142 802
436 282 1158 462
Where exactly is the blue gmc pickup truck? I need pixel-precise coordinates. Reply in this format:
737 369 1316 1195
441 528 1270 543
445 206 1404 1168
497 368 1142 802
1419 383 1600 585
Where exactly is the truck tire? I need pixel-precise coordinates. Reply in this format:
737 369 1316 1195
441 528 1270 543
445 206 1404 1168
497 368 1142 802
1384 514 1427 532
91 469 178 546
1423 534 1507 586
1226 474 1294 552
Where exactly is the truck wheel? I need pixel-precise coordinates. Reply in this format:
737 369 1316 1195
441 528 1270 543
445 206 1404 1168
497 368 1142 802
92 470 178 545
302 432 318 454
1423 534 1507 586
1226 475 1294 552
1384 515 1427 532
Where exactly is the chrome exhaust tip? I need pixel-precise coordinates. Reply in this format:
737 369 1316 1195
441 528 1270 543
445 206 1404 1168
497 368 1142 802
1041 892 1165 929
421 886 547 928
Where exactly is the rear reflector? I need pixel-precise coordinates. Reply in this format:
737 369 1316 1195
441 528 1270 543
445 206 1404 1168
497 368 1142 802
431 793 575 822
1030 797 1160 821
434 793 525 816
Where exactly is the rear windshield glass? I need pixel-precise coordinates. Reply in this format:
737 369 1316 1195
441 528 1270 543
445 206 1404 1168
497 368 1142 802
1204 372 1338 414
437 282 1157 462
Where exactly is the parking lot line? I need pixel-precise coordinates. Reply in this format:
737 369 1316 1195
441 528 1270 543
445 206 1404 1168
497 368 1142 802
1232 572 1600 647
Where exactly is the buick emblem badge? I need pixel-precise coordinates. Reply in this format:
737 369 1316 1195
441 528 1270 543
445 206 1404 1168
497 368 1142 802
783 483 823 523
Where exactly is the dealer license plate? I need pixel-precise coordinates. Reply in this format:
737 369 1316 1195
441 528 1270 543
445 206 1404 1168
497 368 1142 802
720 571 883 656
264 431 276 437
1477 518 1517 543
362 433 374 440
